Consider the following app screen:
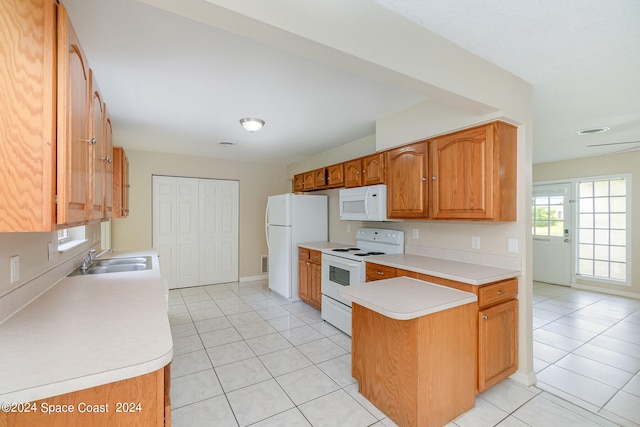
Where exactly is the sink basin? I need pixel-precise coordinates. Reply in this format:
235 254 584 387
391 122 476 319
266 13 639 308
86 263 149 274
95 256 150 266
69 256 152 276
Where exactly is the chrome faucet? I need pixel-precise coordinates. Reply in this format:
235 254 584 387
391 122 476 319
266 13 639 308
80 249 97 271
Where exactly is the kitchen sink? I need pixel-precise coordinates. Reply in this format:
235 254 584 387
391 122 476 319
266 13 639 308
94 257 150 266
69 256 152 276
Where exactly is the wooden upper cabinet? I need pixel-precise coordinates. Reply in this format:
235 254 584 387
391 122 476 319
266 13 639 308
429 121 517 221
362 153 385 186
0 0 57 232
57 6 92 225
293 173 304 192
314 168 327 188
112 146 129 218
326 163 344 188
303 171 315 190
90 71 106 220
386 142 428 218
104 108 114 219
344 159 362 188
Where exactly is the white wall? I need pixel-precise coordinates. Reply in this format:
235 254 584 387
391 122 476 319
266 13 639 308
0 223 102 321
534 151 640 298
111 149 289 279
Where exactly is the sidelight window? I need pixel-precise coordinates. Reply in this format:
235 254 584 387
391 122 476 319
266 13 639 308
576 176 630 283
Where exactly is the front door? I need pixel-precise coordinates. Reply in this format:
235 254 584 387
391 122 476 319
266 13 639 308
532 182 572 286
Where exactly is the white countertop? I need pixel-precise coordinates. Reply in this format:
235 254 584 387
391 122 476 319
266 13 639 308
298 241 355 251
366 253 520 285
0 250 173 403
339 276 478 320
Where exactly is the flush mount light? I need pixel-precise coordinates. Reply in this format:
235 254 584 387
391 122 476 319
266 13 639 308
576 127 610 135
239 117 265 132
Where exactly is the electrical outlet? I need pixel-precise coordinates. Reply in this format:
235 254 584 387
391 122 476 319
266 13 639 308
346 224 351 233
10 256 20 283
412 228 419 239
471 236 480 249
508 238 519 253
48 242 54 261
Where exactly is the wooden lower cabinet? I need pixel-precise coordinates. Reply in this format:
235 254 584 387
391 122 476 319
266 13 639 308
0 365 171 427
298 247 321 310
352 302 476 427
367 262 518 393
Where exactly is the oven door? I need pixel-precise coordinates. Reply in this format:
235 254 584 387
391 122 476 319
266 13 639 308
321 253 363 307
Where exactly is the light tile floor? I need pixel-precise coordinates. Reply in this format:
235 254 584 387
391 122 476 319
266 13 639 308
168 279 627 426
533 281 640 426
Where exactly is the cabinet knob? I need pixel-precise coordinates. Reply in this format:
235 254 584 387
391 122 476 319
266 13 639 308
483 315 489 320
86 138 97 145
356 171 360 175
362 170 366 173
421 177 427 181
376 271 384 275
306 262 311 266
432 176 437 180
101 156 112 164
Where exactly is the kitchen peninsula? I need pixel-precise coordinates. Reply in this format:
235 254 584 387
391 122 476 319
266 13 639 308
340 277 478 427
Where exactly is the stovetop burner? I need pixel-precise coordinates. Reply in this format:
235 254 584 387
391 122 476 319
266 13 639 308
353 251 386 257
332 247 360 252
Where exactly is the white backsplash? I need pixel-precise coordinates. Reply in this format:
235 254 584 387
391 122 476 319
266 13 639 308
405 244 522 271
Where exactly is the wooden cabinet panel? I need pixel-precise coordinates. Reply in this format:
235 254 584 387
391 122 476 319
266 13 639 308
344 159 362 188
366 263 397 281
112 146 129 218
303 171 315 190
429 122 516 221
314 168 327 188
298 248 321 310
57 6 92 225
0 0 57 232
362 153 385 186
104 109 114 218
478 299 518 391
386 142 428 218
478 279 518 308
326 163 344 188
293 173 304 192
2 366 168 426
91 71 106 220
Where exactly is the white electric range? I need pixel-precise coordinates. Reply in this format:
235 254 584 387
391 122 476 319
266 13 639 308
320 228 404 336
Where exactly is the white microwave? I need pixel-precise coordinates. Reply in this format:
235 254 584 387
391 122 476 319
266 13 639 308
339 184 388 221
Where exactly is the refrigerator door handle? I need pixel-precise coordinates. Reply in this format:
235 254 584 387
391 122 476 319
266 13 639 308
265 200 270 249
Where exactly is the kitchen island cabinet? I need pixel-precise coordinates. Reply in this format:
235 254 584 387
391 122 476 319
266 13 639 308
367 257 519 392
340 277 477 427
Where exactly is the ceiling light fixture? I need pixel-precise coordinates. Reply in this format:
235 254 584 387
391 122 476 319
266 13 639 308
576 127 610 135
239 117 265 132
218 140 236 145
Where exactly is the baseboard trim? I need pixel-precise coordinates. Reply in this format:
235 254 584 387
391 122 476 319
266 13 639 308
240 274 267 283
509 370 537 388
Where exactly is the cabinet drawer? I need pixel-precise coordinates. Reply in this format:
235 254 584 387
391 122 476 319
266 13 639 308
478 279 518 308
366 263 397 281
298 248 310 260
309 249 322 264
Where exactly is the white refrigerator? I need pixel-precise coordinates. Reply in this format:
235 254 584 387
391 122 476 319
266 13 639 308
266 193 328 300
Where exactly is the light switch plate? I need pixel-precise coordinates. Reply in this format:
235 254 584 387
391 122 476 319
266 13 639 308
508 238 519 253
48 242 54 261
412 228 419 239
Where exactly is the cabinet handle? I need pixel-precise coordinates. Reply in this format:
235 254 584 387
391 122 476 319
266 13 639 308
432 176 437 180
497 290 505 295
483 315 489 320
376 271 384 275
421 177 427 181
306 262 311 266
86 138 97 145
101 156 112 164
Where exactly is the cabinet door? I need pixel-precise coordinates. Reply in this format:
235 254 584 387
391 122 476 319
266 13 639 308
112 146 128 218
0 0 57 232
293 173 304 192
90 71 105 220
310 262 322 309
104 110 113 218
298 259 311 302
57 7 92 225
429 124 494 219
314 168 327 188
122 152 130 216
343 159 362 188
303 171 315 190
362 153 385 185
386 142 428 218
326 164 344 188
478 299 518 392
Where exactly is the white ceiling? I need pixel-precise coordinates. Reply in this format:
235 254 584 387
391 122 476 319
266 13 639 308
63 0 640 165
